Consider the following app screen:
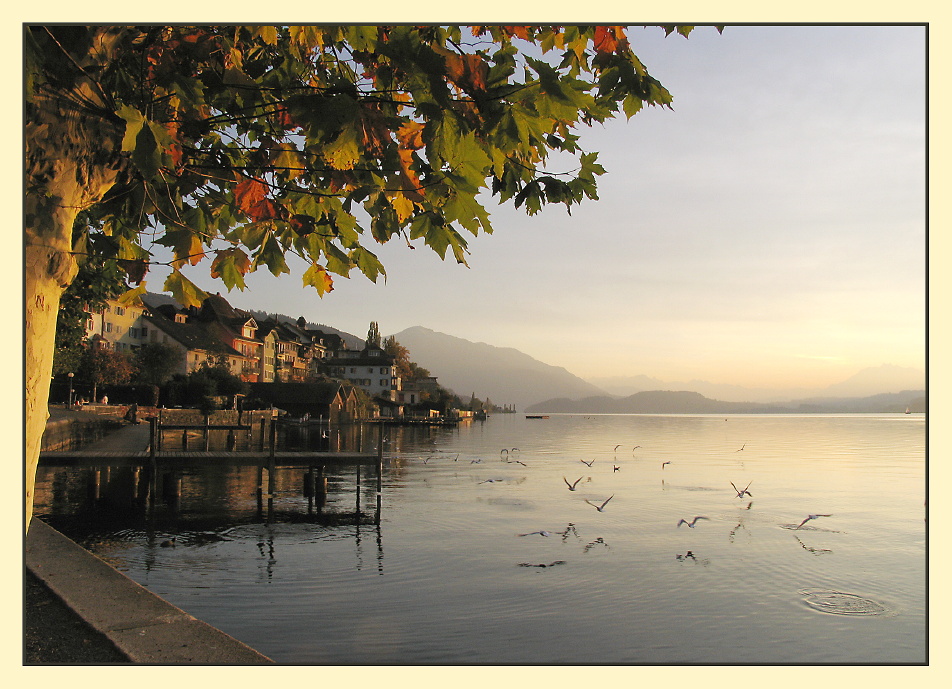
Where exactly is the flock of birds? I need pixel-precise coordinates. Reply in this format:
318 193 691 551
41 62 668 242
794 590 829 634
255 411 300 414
407 439 836 566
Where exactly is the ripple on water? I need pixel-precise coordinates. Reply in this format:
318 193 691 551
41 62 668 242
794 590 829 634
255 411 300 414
799 588 889 616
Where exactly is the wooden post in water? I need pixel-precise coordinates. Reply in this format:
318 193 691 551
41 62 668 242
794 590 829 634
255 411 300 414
259 419 266 451
376 442 383 525
149 416 157 462
203 414 210 451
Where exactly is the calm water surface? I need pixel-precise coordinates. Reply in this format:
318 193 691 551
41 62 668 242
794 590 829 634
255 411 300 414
34 413 926 664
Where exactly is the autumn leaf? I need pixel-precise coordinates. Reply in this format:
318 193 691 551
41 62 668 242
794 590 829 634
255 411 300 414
390 192 416 223
234 177 268 214
116 283 147 306
117 259 149 284
324 125 361 170
210 247 251 290
288 214 313 236
303 263 334 295
397 121 426 202
594 26 627 55
247 197 285 222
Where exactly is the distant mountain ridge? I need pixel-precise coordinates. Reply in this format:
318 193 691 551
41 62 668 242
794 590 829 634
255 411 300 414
586 364 925 403
525 389 926 414
390 326 608 409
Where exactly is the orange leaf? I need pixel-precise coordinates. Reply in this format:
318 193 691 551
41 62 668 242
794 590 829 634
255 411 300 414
235 177 268 214
248 198 285 222
502 26 531 41
594 26 627 55
397 122 426 202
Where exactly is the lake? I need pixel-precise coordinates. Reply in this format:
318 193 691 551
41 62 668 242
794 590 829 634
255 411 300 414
33 413 926 664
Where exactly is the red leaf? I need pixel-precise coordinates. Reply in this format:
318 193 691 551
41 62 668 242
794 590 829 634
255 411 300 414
290 214 316 236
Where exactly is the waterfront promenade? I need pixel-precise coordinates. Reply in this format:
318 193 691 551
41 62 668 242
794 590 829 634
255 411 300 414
25 408 274 664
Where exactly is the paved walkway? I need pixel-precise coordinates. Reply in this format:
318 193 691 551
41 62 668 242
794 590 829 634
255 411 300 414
26 409 274 664
77 418 152 452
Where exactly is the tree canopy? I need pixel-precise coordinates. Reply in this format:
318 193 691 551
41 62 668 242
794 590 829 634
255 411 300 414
26 24 704 307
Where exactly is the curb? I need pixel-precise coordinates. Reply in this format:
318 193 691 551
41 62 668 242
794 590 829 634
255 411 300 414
26 519 273 664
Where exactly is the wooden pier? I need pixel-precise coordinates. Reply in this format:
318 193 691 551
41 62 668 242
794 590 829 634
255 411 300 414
39 413 385 524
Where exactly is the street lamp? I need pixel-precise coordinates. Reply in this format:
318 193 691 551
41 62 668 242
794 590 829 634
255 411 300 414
67 372 74 409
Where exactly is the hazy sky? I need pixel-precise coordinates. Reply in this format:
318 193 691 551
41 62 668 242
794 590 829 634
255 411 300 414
146 24 926 388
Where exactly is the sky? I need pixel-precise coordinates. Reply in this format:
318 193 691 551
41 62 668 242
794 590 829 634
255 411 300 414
134 25 927 389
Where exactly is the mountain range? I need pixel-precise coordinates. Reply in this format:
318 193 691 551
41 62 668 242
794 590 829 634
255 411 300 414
524 390 926 415
390 326 925 413
390 326 606 409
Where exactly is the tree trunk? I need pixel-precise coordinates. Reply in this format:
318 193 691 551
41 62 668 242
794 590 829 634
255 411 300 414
25 90 122 532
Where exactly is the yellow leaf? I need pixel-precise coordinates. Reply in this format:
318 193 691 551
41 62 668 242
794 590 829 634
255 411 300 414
324 127 360 170
391 192 415 223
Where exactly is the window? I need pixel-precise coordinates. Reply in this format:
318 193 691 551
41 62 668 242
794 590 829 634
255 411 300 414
105 322 112 333
115 306 125 316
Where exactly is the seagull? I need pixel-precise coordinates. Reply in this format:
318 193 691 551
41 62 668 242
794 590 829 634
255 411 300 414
795 514 833 529
518 561 566 568
632 445 642 451
730 481 753 498
422 457 430 464
677 516 709 528
613 465 620 472
585 495 614 512
736 443 746 452
470 458 481 464
507 458 527 466
661 461 671 469
563 476 583 491
479 478 504 484
614 444 623 452
581 459 595 467
518 530 553 537
159 537 177 547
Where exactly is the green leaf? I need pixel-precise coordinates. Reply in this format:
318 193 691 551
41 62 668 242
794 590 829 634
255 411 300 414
350 247 386 283
251 234 290 276
117 105 146 153
163 270 209 308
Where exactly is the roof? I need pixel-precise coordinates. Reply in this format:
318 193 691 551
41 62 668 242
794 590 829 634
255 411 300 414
143 313 241 357
248 382 351 405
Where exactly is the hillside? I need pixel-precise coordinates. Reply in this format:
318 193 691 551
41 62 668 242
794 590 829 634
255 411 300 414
390 326 608 410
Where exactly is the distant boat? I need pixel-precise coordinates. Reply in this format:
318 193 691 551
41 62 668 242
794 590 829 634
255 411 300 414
525 415 549 419
905 407 912 414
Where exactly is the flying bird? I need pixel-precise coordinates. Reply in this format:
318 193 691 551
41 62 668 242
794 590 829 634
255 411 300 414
581 459 595 467
585 495 614 512
613 465 620 472
731 481 753 498
507 458 527 466
633 445 642 451
661 461 671 469
614 444 623 452
677 516 709 528
795 514 833 529
736 443 747 452
563 476 583 491
470 459 481 464
479 478 504 484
